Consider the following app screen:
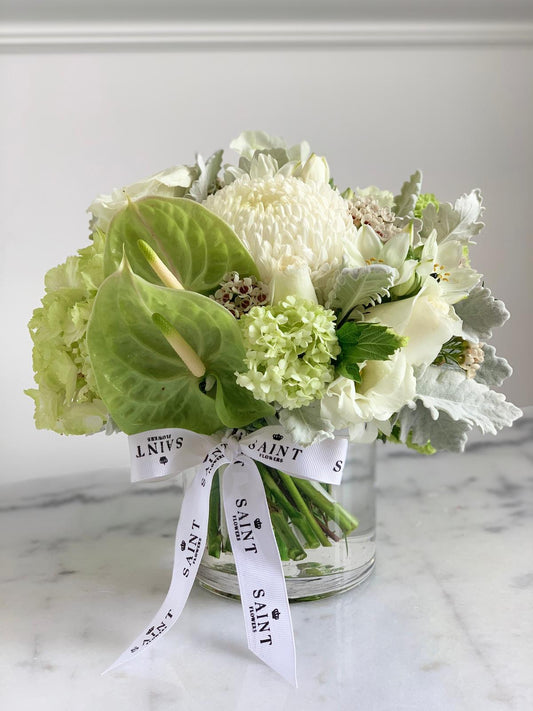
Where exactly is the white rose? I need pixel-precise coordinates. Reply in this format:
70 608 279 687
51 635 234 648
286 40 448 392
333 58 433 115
320 351 416 441
367 278 463 367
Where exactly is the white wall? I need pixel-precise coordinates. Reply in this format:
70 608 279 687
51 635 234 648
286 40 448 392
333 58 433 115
1 12 532 483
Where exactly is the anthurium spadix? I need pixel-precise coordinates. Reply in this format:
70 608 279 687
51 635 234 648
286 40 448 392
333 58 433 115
104 196 260 294
86 257 274 435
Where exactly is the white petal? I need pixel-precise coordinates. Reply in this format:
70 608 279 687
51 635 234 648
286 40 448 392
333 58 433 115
382 230 410 268
438 240 463 268
249 153 279 180
356 224 383 261
421 229 438 261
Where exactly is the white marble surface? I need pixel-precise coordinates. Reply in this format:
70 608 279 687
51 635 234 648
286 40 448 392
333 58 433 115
1 416 532 711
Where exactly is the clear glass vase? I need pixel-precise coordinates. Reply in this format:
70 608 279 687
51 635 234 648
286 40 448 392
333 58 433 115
193 440 376 602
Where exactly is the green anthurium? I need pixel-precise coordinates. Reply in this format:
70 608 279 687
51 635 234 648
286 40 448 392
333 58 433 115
104 196 259 293
86 258 274 435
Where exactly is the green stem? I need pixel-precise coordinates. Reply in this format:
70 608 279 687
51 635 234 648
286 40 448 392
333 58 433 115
207 470 222 557
277 471 331 547
268 506 307 561
270 516 289 561
293 478 359 534
258 463 320 548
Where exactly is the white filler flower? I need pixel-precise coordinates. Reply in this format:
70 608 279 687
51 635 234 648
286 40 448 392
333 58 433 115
205 174 356 299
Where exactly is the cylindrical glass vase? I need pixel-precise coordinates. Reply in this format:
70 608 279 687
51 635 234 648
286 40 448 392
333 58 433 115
193 440 376 602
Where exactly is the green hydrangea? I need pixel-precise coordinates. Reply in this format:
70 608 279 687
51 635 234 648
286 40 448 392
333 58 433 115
414 192 439 219
25 231 108 434
236 296 340 410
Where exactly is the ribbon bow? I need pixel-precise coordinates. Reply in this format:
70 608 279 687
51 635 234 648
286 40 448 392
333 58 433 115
105 425 348 686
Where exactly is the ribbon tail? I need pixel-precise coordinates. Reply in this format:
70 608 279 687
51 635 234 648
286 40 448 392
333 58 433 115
222 457 298 687
103 460 218 673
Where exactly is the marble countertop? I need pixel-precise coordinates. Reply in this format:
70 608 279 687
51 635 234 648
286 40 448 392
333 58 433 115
2 416 532 711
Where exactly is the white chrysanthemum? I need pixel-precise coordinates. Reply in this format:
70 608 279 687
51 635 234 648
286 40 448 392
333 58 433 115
205 174 356 300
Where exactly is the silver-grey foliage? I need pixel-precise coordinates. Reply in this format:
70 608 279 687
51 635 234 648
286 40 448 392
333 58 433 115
393 170 422 219
398 365 522 451
326 264 396 321
475 344 513 388
420 189 484 244
454 284 510 341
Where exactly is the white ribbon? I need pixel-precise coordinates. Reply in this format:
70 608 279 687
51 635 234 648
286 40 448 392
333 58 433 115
105 426 348 686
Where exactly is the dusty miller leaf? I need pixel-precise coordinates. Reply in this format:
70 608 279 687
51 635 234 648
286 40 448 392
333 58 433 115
398 402 471 452
475 344 513 388
278 402 335 446
393 170 422 219
410 365 522 436
326 264 396 320
420 189 484 244
454 284 509 341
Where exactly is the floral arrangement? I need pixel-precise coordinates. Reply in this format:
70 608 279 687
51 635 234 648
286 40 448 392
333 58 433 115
27 130 522 563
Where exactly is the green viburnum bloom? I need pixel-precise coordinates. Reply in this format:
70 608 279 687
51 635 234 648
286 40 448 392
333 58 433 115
26 231 108 434
414 192 439 219
236 296 340 410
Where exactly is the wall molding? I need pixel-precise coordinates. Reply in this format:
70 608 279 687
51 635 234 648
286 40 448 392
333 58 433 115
2 21 533 51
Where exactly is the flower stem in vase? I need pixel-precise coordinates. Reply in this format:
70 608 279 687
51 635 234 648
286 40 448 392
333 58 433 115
257 462 321 548
292 478 359 535
268 505 307 561
207 470 222 557
276 470 332 547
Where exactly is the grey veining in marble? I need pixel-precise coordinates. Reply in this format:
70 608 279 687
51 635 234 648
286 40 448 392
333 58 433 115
1 415 532 710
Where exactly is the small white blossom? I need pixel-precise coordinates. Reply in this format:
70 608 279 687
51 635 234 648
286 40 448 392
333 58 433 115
345 224 417 288
355 185 395 209
349 194 401 242
417 230 481 304
460 341 485 378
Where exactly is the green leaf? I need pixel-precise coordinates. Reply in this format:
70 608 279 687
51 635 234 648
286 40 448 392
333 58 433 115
336 360 362 382
335 322 406 382
393 170 422 219
87 260 273 435
104 196 259 294
338 322 407 360
387 425 436 455
454 284 509 341
420 190 484 244
326 264 396 321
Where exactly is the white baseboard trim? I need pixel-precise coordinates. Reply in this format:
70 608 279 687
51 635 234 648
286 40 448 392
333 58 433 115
2 21 533 50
